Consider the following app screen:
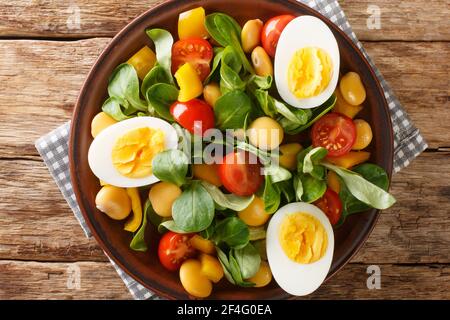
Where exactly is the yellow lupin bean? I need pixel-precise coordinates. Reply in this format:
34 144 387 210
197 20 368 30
148 182 182 217
248 117 284 151
251 46 273 77
339 72 367 106
95 186 131 220
352 119 373 150
91 112 117 138
241 19 263 53
179 259 212 298
238 196 270 227
279 143 303 170
203 82 222 108
247 261 272 287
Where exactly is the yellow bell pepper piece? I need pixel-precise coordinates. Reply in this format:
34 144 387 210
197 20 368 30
175 63 203 102
192 164 222 187
199 253 224 283
178 7 209 40
124 187 143 232
127 46 156 80
327 151 371 169
327 171 341 194
333 89 363 119
190 234 216 254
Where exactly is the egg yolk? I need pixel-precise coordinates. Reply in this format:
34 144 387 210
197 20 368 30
111 127 165 178
279 212 328 264
287 47 333 99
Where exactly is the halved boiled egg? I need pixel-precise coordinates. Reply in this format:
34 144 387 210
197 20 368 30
274 15 340 109
88 117 178 188
266 202 334 296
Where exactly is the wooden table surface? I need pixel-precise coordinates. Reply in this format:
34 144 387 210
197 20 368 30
0 0 449 299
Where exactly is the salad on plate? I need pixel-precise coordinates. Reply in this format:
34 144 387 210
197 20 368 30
87 7 396 298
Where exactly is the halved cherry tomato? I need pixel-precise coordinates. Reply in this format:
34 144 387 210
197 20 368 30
158 231 196 271
261 15 295 58
314 188 343 225
170 99 215 136
311 112 356 157
171 38 213 81
218 151 264 196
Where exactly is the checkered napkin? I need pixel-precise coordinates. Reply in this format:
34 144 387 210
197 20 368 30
35 0 427 300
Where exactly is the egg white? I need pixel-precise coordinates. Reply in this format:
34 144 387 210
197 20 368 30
88 116 178 188
266 202 334 296
274 15 340 109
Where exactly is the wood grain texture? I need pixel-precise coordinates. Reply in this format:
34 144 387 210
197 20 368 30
0 260 448 299
0 0 448 41
1 153 448 264
0 39 448 159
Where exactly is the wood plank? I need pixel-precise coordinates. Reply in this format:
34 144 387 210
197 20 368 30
0 260 448 299
340 0 450 41
0 39 448 158
0 0 448 41
1 152 449 264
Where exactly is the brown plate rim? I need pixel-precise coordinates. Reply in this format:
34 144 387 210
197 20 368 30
69 0 394 300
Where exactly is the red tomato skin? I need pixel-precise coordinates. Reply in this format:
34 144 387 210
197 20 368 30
158 232 195 271
314 188 343 225
170 99 215 136
218 151 264 196
311 112 357 157
261 15 296 57
171 38 213 81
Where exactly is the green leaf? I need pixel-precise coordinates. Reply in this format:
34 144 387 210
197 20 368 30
275 179 296 203
247 74 273 90
129 199 150 252
219 46 245 93
248 226 266 241
293 174 304 201
253 239 267 260
214 90 252 130
204 47 224 84
232 242 261 279
262 176 281 214
302 146 328 180
200 181 254 211
228 253 255 287
288 94 337 134
253 89 276 118
323 162 396 210
213 217 249 249
158 220 191 234
216 247 236 284
141 65 173 95
102 96 132 121
145 28 174 84
172 181 215 232
299 174 327 203
205 13 254 73
107 63 147 111
145 83 178 121
152 149 189 187
273 98 309 125
263 165 292 183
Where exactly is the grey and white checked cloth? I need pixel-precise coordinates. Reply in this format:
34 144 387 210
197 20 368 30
35 0 427 300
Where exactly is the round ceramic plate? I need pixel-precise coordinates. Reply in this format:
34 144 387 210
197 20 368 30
70 0 393 299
